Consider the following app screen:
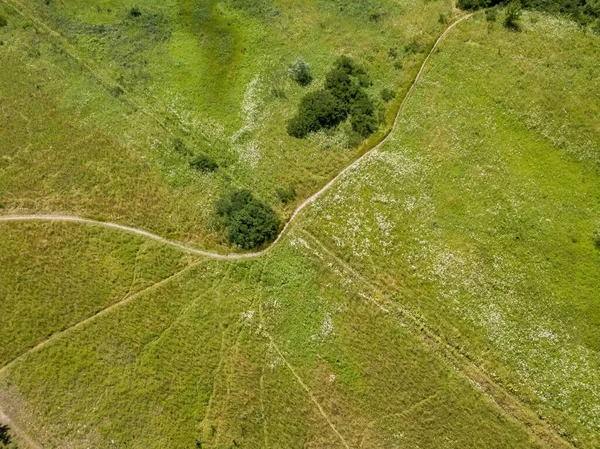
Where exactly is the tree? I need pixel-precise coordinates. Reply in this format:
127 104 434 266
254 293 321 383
504 0 522 29
290 58 312 87
287 90 349 138
216 190 281 249
287 56 379 141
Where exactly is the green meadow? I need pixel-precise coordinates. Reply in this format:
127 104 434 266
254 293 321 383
0 0 599 448
0 0 453 248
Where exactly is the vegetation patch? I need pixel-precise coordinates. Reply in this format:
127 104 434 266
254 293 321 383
290 57 312 87
287 56 379 140
190 154 219 173
0 424 16 449
458 0 599 30
216 189 281 249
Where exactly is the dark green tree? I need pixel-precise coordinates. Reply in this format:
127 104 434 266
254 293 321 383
504 0 522 29
216 190 281 249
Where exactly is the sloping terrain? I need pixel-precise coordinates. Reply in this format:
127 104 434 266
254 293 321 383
0 2 599 449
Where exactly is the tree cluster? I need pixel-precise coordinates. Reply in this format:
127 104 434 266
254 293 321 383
215 190 281 249
287 56 378 139
458 0 599 30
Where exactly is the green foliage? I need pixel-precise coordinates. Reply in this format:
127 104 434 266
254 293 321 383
276 185 296 204
290 58 312 87
593 230 600 249
287 90 349 138
0 425 11 447
457 0 490 10
129 5 142 18
334 55 366 76
351 91 377 137
504 0 522 29
380 88 396 102
404 40 426 56
288 56 378 141
216 190 281 249
486 7 498 21
439 12 449 24
190 154 218 173
0 422 18 449
0 14 7 28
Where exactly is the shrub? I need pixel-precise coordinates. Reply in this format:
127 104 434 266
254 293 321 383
486 7 498 21
288 56 378 140
216 190 281 249
404 40 425 55
287 90 349 138
129 6 142 17
457 0 490 10
276 185 296 204
439 12 448 24
380 88 396 102
504 0 522 29
358 73 373 87
351 91 377 137
290 58 312 86
334 55 364 75
190 154 218 173
173 138 192 156
0 424 16 449
0 14 7 28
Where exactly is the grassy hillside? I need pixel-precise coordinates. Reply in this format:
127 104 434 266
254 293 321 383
0 0 456 249
0 221 195 367
302 11 600 447
0 226 544 449
1 1 599 449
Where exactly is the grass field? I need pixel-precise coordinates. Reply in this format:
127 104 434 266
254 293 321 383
301 11 600 447
0 221 195 367
0 224 546 449
0 0 456 249
1 1 599 449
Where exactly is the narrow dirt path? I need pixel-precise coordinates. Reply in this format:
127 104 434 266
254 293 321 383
0 14 473 449
0 14 473 261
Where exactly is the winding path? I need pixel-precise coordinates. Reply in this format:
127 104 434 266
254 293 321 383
0 14 473 449
0 14 473 261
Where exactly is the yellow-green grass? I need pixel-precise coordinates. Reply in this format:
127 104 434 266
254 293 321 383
302 11 600 447
0 221 195 367
0 4 234 248
0 0 456 238
0 225 543 449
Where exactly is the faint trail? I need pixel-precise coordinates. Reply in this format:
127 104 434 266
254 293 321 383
0 260 205 449
0 260 204 377
0 14 472 261
0 13 472 448
297 231 575 449
1 0 174 136
263 331 351 449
